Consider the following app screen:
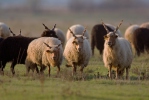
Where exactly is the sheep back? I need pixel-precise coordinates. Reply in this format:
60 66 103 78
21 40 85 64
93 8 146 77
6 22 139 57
0 22 11 38
140 22 149 29
54 28 66 47
66 24 89 41
124 24 139 44
132 28 149 56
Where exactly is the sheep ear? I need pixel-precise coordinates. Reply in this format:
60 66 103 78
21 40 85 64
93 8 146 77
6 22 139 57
46 50 51 53
72 40 77 44
72 41 75 44
104 35 108 40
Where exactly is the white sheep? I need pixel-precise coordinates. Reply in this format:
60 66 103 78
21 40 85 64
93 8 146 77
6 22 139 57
140 22 149 29
63 28 92 76
0 22 11 38
124 24 140 54
25 37 63 76
102 20 133 79
54 28 66 47
66 24 89 41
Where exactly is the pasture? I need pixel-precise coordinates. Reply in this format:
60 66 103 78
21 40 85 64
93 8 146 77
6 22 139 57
0 10 149 100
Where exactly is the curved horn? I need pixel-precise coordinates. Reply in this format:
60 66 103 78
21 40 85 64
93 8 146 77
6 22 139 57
9 27 16 36
43 42 52 49
82 27 86 36
52 24 56 31
42 23 49 30
68 28 77 38
101 19 109 33
114 20 123 33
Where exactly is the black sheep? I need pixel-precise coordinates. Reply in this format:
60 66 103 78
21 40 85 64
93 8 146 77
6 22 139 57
91 24 114 56
0 24 58 75
132 28 149 56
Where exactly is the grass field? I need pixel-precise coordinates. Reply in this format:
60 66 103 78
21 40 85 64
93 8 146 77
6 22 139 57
0 10 149 100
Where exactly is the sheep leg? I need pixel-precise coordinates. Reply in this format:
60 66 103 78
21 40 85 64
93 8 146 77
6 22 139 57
108 64 112 79
10 60 17 75
0 61 6 75
35 66 39 73
26 66 30 75
126 67 129 80
80 66 84 79
40 66 46 75
72 64 77 76
115 68 119 79
48 66 51 77
91 36 95 56
57 65 60 76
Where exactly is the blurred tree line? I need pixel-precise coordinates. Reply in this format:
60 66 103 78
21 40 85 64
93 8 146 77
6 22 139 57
0 0 148 13
68 0 149 12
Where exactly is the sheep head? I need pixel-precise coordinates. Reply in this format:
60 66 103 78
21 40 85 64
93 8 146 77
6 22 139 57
43 42 61 61
68 28 85 53
104 32 118 47
103 20 123 47
72 37 84 53
41 24 58 38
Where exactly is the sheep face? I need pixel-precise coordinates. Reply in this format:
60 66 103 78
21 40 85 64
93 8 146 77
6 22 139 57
72 37 84 53
104 32 118 47
46 46 60 61
44 42 61 61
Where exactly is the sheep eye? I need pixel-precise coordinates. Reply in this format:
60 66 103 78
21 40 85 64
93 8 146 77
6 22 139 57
75 42 78 45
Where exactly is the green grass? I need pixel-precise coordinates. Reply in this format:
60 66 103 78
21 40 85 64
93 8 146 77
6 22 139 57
1 51 149 100
0 10 149 100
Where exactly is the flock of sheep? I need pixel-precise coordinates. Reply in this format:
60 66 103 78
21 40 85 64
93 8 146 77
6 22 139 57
0 21 149 80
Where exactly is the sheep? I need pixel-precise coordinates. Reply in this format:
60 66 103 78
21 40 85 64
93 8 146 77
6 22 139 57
91 23 122 56
63 28 92 76
0 24 58 75
124 24 140 55
132 27 149 56
66 24 89 41
54 28 66 48
0 22 11 38
25 37 63 76
102 20 133 79
140 22 149 29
